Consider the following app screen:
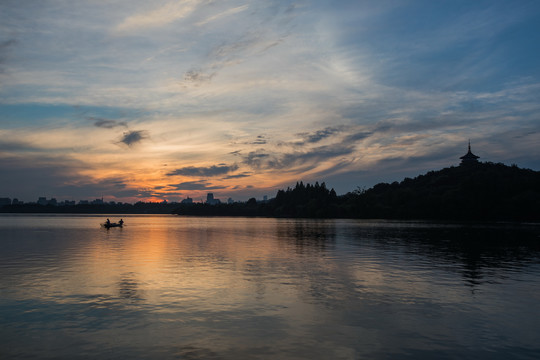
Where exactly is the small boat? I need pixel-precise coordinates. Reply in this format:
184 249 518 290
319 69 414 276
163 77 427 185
102 221 124 229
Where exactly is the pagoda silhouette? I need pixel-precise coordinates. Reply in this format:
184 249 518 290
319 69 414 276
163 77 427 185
459 141 480 165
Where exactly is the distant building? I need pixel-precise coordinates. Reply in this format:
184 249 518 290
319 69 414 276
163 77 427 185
12 198 22 205
206 193 221 205
181 197 193 204
227 197 234 204
91 198 104 205
36 197 57 206
460 141 480 165
79 200 89 205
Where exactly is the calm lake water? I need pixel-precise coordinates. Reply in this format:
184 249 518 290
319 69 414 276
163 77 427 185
1 214 539 359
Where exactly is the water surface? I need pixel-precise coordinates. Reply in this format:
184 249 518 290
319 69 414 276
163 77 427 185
1 214 539 359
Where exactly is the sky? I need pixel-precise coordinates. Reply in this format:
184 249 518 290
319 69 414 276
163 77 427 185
1 0 540 203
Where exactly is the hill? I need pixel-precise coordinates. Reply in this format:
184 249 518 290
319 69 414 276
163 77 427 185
342 162 540 221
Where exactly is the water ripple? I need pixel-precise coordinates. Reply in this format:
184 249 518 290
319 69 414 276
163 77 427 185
1 215 539 359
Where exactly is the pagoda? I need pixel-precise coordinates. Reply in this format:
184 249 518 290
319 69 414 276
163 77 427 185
459 141 480 165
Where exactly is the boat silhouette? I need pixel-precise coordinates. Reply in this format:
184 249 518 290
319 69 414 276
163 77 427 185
102 219 124 229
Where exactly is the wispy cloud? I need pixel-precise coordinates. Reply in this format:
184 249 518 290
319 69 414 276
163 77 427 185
115 1 202 32
298 127 341 144
0 139 41 153
223 172 252 180
0 153 140 200
248 135 267 145
196 5 249 26
243 144 356 171
91 118 127 129
167 164 238 177
169 180 227 191
243 151 270 169
119 130 149 147
183 69 215 86
268 144 356 171
0 39 16 71
343 131 373 143
0 39 16 50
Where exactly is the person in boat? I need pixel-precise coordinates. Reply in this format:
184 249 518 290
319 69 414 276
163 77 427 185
106 218 111 226
119 219 124 226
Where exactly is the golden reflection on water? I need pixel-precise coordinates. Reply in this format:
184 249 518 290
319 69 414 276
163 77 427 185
28 216 340 317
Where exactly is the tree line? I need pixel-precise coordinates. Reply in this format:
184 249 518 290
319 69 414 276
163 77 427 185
173 162 540 221
2 162 539 221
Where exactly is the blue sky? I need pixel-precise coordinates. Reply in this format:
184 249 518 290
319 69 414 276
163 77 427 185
1 0 539 203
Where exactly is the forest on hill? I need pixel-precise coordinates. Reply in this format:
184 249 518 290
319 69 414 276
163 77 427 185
340 162 540 221
173 162 540 221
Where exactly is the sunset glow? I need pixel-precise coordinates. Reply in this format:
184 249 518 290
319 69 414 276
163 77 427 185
1 1 539 203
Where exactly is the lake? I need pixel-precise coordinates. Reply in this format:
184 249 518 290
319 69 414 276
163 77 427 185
1 214 539 359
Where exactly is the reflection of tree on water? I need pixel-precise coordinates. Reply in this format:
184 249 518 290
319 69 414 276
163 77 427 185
235 220 344 307
346 223 540 289
243 260 267 300
118 272 143 301
276 220 337 254
449 226 540 289
272 220 351 308
174 345 221 360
